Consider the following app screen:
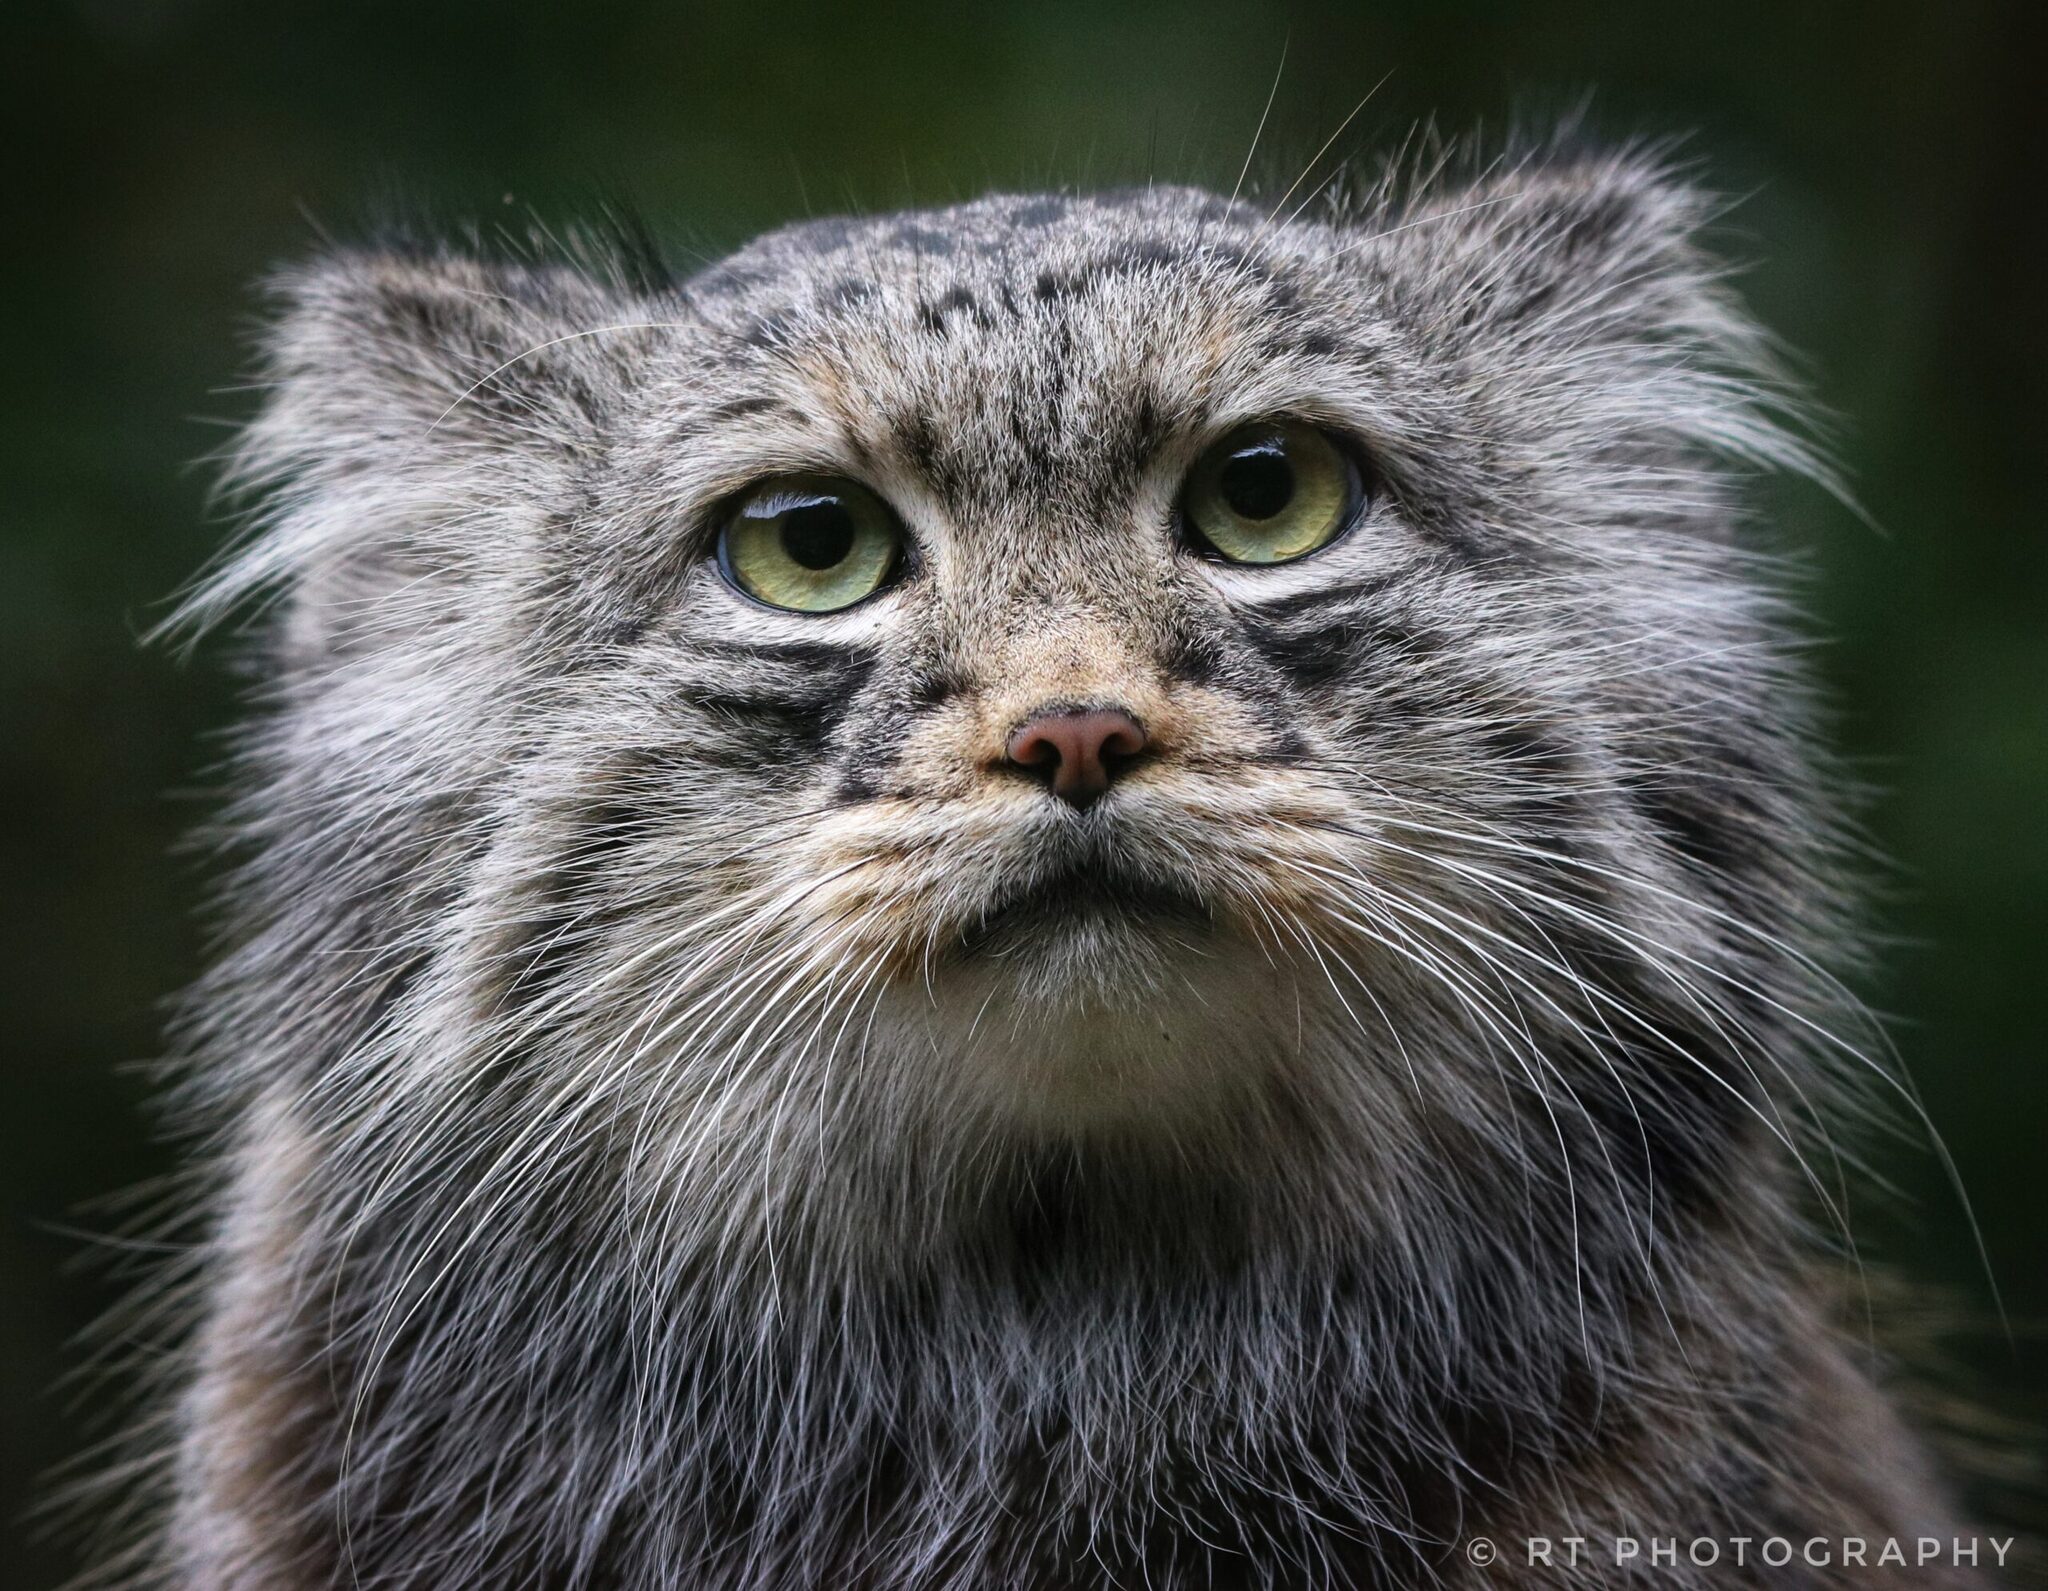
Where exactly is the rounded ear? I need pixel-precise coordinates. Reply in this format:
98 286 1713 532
1355 150 1815 483
242 249 656 485
172 245 674 653
1366 153 1726 342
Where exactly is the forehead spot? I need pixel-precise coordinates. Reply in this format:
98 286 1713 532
1008 197 1070 228
739 306 800 349
692 263 771 299
888 222 954 256
917 286 994 337
708 395 795 423
822 277 879 312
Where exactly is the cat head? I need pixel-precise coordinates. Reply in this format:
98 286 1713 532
201 152 1841 1226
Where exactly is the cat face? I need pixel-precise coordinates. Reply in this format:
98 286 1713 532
594 202 1446 1127
215 163 1832 1175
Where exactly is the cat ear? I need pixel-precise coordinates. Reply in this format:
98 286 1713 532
1362 152 1810 480
185 247 664 647
240 248 652 485
1370 152 1735 352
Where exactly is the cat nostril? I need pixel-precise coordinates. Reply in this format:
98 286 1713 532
1004 708 1149 809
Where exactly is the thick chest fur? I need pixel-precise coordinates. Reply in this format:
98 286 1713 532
168 1097 1965 1591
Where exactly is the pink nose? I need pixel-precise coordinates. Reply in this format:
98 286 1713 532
1004 708 1149 808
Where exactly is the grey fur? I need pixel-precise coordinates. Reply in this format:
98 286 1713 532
113 145 1976 1586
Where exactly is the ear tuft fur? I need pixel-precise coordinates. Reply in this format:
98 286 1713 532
245 249 645 476
1411 152 1717 331
1351 146 1829 496
169 248 664 645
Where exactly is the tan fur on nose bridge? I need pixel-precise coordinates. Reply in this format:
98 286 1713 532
967 622 1176 765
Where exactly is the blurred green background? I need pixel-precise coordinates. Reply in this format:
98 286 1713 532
3 0 2042 1581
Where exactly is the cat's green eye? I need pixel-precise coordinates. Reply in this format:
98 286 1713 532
1179 420 1360 565
718 474 904 613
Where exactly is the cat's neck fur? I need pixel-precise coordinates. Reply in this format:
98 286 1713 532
173 1019 1835 1591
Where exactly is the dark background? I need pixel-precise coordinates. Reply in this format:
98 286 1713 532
4 0 2042 1582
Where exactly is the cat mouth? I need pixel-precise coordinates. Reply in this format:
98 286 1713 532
956 863 1213 958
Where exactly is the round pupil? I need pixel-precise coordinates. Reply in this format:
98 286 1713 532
1218 446 1295 521
779 500 856 570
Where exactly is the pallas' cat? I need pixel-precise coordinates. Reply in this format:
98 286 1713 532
125 148 1983 1587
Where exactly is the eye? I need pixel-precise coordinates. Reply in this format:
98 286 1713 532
717 474 905 613
1178 420 1361 565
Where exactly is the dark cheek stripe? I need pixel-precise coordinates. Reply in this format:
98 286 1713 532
1244 620 1359 691
1227 586 1763 1209
1162 627 1230 689
486 644 874 1031
1618 750 1790 915
687 670 872 766
490 761 671 1023
1247 573 1409 624
1240 600 1442 693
